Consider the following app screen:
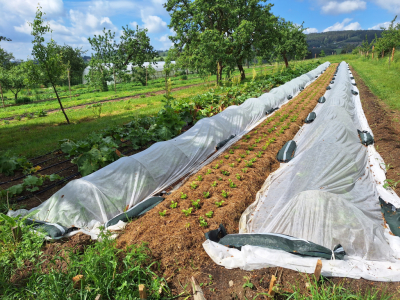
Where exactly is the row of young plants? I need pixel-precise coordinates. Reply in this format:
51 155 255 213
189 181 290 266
0 62 322 205
159 79 327 229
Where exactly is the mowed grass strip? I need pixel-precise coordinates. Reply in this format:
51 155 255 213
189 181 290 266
0 84 213 157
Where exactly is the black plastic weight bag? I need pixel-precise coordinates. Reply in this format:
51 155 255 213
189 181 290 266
277 140 296 163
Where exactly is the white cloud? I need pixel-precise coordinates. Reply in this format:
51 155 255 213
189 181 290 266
368 20 400 30
321 0 366 14
323 18 362 31
372 0 400 14
304 28 319 34
141 13 167 33
157 34 172 49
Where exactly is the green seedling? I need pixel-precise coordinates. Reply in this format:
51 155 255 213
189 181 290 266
206 169 212 175
250 158 257 163
203 191 210 198
246 150 250 155
233 146 239 149
170 201 178 209
229 179 237 188
199 216 208 227
248 146 254 151
242 168 248 173
256 151 263 158
159 210 167 217
229 149 234 154
215 200 225 207
205 211 213 218
191 199 201 209
236 158 241 163
221 190 229 198
240 154 246 158
245 135 251 139
243 276 254 289
244 160 253 167
224 155 230 159
182 207 193 216
212 164 220 169
218 177 223 181
185 223 190 229
219 160 223 164
211 181 217 187
221 170 230 176
229 163 235 167
180 192 188 199
190 182 198 189
197 175 203 181
262 146 267 150
236 174 242 180
254 130 258 134
255 138 261 143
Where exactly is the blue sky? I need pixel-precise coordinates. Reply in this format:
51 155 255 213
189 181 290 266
0 0 399 60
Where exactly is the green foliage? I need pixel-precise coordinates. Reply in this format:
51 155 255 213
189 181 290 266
199 216 208 227
203 191 210 198
170 201 177 209
180 192 187 199
191 199 201 209
182 207 193 216
190 182 198 190
215 200 225 207
205 211 213 218
221 190 228 198
159 210 167 216
0 152 33 176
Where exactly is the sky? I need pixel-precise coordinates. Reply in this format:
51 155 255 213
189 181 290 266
0 0 399 60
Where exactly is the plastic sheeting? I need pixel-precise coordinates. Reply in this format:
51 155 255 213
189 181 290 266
9 63 330 231
203 62 400 281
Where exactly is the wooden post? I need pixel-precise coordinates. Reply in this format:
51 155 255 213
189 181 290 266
382 50 384 58
313 259 323 280
139 284 147 299
315 53 316 59
392 47 395 62
191 276 206 300
67 68 72 102
0 81 5 108
372 46 374 59
113 66 116 93
146 66 148 86
268 275 277 296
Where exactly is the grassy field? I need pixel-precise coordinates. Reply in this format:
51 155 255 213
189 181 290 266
318 52 400 111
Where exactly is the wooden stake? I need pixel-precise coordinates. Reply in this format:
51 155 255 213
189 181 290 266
139 284 147 299
372 46 374 59
191 276 206 300
72 275 84 289
268 275 277 296
392 47 395 62
94 295 101 300
313 259 323 280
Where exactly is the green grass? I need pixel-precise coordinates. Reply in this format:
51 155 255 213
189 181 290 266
0 84 212 157
317 53 400 111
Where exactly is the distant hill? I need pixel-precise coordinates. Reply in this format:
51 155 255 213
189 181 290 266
305 30 383 57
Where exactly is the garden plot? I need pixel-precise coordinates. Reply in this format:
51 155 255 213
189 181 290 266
8 63 330 236
204 61 400 282
115 63 337 278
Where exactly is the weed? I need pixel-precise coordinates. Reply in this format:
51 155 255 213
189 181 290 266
242 276 254 289
383 179 400 190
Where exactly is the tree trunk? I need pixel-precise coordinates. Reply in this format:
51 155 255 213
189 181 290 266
67 68 72 102
216 62 219 86
0 82 4 108
15 93 18 103
237 64 245 80
282 52 289 68
52 83 70 124
382 50 384 58
113 67 116 93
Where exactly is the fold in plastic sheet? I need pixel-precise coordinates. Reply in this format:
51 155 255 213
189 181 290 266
204 62 400 281
10 63 330 230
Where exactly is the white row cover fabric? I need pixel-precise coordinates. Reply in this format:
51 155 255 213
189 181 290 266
204 62 400 281
9 63 330 231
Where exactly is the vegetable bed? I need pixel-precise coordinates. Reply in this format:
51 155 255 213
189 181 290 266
116 63 338 280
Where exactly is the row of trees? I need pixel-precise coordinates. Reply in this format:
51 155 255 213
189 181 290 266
1 1 311 124
353 16 399 59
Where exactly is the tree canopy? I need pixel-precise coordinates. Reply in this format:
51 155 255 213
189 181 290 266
165 0 277 79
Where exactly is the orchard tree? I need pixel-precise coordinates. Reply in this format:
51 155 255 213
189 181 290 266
0 67 9 107
165 0 277 80
117 25 158 85
0 37 14 107
29 7 70 124
319 50 326 57
59 45 87 98
271 19 309 68
5 63 26 102
88 29 117 92
375 16 399 58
